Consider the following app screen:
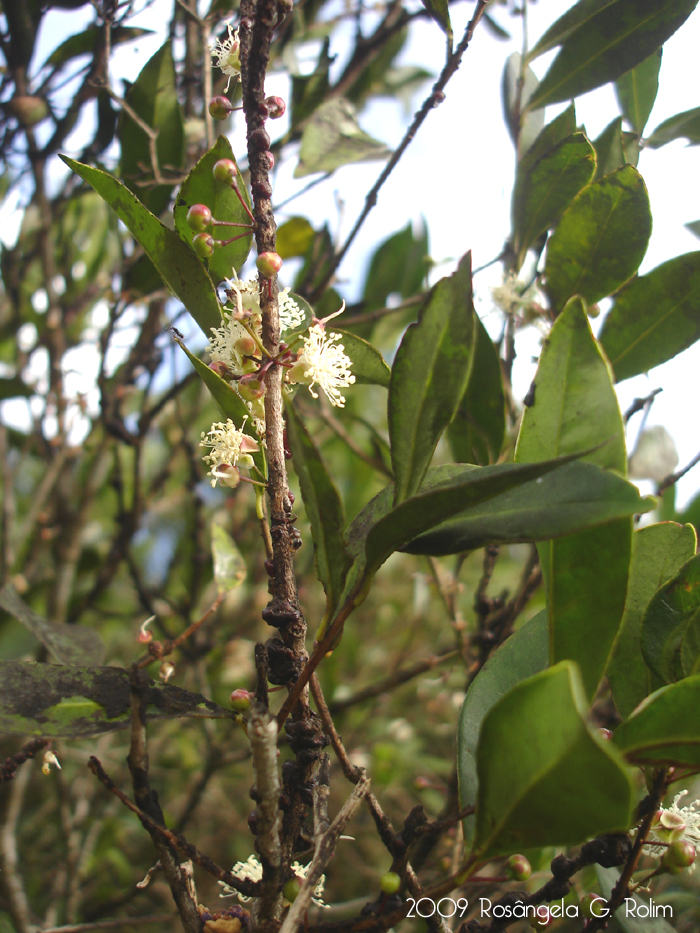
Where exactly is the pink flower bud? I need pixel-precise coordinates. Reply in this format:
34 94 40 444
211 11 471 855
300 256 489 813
213 158 238 182
238 374 265 401
186 204 212 232
234 335 258 358
266 96 286 119
209 96 233 120
506 854 531 882
263 150 275 170
230 688 253 711
209 360 233 378
256 251 283 277
192 232 215 259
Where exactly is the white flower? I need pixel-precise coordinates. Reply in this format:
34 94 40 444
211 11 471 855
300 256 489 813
211 24 241 92
279 288 306 332
200 419 259 488
289 325 355 407
208 314 259 377
218 856 326 907
653 791 700 847
490 273 539 314
219 854 262 901
42 750 61 775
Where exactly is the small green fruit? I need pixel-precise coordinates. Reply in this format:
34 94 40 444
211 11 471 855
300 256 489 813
213 158 238 182
661 840 696 874
229 689 252 711
283 878 301 903
506 854 531 882
209 96 233 120
256 251 283 277
192 232 215 259
379 872 401 895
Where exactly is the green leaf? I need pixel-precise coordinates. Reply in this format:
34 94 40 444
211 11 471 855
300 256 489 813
528 0 614 62
418 0 452 43
0 661 238 738
335 330 390 387
502 53 545 158
211 523 246 594
526 0 697 111
592 117 626 182
401 460 653 556
472 661 634 859
544 165 651 314
614 675 700 768
599 252 700 382
608 523 696 720
448 312 505 465
686 220 700 241
119 42 184 217
61 156 222 337
361 222 429 313
0 584 105 667
389 253 475 504
43 26 153 69
458 609 549 847
173 136 252 284
596 866 676 932
615 48 662 136
277 217 315 260
647 105 700 148
515 299 632 698
285 401 352 614
295 98 391 178
512 132 596 269
641 553 700 684
519 104 577 173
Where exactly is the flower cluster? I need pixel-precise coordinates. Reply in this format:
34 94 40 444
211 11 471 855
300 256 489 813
219 854 326 906
651 791 700 848
211 24 241 92
200 419 260 488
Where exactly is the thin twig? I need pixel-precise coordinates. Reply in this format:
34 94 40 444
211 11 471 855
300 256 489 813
623 388 662 424
248 703 283 924
657 448 700 496
35 916 177 933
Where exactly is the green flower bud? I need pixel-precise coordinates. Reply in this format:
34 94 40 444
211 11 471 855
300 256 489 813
192 232 215 259
661 840 696 874
283 878 301 903
213 158 238 183
229 688 252 711
506 854 531 882
256 251 283 277
186 204 213 232
209 96 233 120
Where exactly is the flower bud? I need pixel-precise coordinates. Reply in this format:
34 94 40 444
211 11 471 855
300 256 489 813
186 203 213 232
192 232 215 259
529 907 552 929
661 841 696 874
230 688 253 711
234 335 258 358
160 661 175 682
506 854 531 882
249 126 271 150
256 251 283 277
265 96 286 119
209 96 233 120
263 150 275 170
137 615 156 643
213 463 241 488
213 158 238 182
209 360 233 379
379 872 401 895
598 728 613 741
283 878 301 903
656 810 687 842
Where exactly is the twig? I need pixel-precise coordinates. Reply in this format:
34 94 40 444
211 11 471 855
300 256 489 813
327 648 458 713
135 592 225 668
0 738 50 783
623 388 662 423
657 448 700 496
279 761 370 933
35 917 177 933
0 756 33 933
341 294 424 328
87 755 260 897
248 703 283 924
308 0 489 302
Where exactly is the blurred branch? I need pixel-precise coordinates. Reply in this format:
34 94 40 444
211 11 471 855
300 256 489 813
657 448 700 496
36 917 177 933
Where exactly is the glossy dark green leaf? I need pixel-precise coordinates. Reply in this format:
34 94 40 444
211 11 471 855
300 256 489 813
418 0 452 43
607 523 696 720
0 584 105 667
502 53 544 158
615 48 662 136
43 26 153 69
459 611 548 847
473 662 634 859
592 117 626 182
277 217 315 260
0 661 237 738
448 313 505 465
512 132 596 268
515 299 632 698
647 105 700 148
295 98 391 178
389 254 474 504
361 222 429 315
544 166 651 313
614 675 700 767
402 460 652 556
286 401 352 614
173 136 252 284
599 252 700 382
526 0 697 111
335 330 390 387
641 553 700 684
61 157 221 336
119 42 184 216
211 524 246 594
596 867 676 933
